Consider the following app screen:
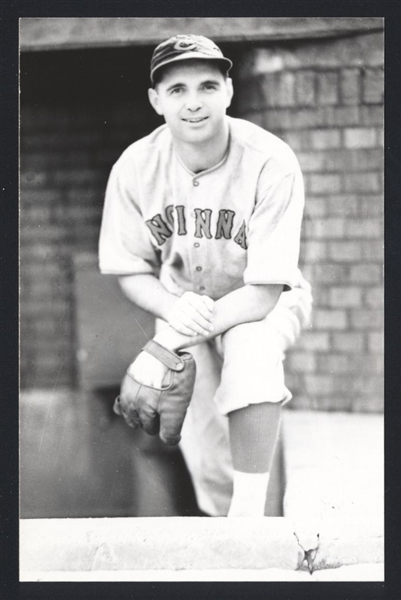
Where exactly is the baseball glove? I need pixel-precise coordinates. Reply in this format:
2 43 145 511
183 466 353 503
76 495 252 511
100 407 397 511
113 340 196 446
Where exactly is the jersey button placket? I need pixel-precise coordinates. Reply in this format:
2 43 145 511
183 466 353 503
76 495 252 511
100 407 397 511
192 177 203 289
194 243 204 291
186 175 197 286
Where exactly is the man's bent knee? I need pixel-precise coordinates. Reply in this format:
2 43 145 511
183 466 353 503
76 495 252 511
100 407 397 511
214 320 291 415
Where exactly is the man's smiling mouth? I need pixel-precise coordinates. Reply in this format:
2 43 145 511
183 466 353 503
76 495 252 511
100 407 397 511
182 117 209 123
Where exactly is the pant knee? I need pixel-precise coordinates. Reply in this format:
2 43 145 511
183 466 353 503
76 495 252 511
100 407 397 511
214 321 291 415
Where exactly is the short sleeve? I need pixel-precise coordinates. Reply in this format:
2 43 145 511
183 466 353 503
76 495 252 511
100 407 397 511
98 158 160 276
243 158 305 291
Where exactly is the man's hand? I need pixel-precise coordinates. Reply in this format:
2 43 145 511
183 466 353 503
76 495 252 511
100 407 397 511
128 350 169 388
166 291 215 336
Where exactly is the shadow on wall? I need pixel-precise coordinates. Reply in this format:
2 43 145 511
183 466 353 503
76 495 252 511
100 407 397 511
20 387 203 519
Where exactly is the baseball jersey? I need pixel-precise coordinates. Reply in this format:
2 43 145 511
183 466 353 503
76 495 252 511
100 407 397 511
99 116 305 300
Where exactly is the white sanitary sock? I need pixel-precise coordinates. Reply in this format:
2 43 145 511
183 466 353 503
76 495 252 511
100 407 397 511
227 470 270 517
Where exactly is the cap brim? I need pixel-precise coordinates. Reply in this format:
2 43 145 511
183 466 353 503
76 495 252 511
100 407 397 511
151 53 233 82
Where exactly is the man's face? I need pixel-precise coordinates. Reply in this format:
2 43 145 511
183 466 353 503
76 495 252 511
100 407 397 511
148 60 233 145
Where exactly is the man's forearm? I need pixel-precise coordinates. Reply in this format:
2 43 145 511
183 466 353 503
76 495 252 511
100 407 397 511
119 274 178 321
154 283 283 351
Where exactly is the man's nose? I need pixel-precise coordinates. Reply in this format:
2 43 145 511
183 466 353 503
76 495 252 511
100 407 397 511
185 93 203 112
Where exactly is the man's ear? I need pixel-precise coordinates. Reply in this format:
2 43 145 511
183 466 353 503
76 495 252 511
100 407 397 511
225 78 234 109
148 88 164 116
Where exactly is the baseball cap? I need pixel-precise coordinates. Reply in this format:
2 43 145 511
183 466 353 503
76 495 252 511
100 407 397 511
150 34 233 83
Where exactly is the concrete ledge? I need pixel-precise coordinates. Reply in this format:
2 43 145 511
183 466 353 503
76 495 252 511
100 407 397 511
282 410 384 571
20 517 303 573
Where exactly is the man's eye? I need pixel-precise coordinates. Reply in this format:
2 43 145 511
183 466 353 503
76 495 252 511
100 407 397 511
203 84 217 91
170 88 183 95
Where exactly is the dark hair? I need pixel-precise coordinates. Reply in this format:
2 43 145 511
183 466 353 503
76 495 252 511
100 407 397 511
152 60 229 89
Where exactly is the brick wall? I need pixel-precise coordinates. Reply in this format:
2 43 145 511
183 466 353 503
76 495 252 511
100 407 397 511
234 30 384 412
20 30 384 412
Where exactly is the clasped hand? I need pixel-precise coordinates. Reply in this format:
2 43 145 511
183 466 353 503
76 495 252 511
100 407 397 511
166 291 215 337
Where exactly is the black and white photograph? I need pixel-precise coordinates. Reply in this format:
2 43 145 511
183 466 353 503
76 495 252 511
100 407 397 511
18 16 385 583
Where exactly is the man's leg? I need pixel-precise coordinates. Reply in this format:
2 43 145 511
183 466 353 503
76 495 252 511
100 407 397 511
214 313 294 517
227 402 281 517
217 281 312 517
178 340 234 516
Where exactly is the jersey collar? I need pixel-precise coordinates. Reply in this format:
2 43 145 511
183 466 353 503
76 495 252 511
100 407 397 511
173 126 231 179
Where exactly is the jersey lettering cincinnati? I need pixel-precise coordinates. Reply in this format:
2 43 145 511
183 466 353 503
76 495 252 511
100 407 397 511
145 206 248 250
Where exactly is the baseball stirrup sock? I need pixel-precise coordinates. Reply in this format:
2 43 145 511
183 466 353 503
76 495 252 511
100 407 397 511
227 402 281 517
228 402 281 473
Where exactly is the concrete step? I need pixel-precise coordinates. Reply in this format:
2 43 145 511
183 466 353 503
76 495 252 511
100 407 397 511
282 410 384 571
20 516 303 574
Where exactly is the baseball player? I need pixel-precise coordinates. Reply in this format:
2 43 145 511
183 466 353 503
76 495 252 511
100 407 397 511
99 34 313 517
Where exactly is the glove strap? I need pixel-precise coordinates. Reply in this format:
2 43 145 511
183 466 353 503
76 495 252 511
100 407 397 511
142 340 185 372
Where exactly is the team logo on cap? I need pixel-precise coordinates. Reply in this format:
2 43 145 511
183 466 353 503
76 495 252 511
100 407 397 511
174 36 198 51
